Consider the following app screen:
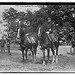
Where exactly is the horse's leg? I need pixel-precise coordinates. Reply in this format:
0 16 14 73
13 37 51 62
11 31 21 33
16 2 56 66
70 46 72 53
51 48 55 63
31 47 35 62
22 48 24 61
35 49 37 59
33 45 36 63
71 47 74 53
25 49 28 60
47 47 50 62
34 51 36 63
34 44 37 60
56 48 58 63
34 48 36 62
42 49 45 65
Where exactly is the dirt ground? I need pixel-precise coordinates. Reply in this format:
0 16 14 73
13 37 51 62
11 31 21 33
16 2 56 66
0 45 75 72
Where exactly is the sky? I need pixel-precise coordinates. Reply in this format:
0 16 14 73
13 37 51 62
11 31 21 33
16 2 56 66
0 5 40 39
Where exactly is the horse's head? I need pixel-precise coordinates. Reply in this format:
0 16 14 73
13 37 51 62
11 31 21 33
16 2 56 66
38 26 49 45
16 25 25 44
38 26 44 40
38 26 42 37
15 26 21 43
17 24 26 37
38 26 46 37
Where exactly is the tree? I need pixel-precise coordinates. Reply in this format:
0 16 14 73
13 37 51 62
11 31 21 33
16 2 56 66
27 5 75 45
2 5 75 45
2 7 18 39
2 7 26 41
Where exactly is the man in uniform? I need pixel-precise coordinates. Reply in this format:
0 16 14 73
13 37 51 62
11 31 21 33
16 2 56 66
0 36 6 52
6 37 11 55
43 17 54 32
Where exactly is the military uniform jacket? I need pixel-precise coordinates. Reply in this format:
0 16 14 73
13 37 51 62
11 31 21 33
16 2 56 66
0 39 6 47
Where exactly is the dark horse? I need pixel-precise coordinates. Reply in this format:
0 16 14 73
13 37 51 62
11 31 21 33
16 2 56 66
17 25 38 62
38 25 60 65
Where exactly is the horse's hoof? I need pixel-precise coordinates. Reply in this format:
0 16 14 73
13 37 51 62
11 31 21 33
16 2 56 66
32 58 35 63
43 61 45 66
33 60 36 63
33 62 35 64
18 49 21 50
52 60 55 64
26 58 28 60
29 54 31 56
43 64 46 66
47 60 50 63
22 60 25 62
56 60 58 64
43 63 45 66
9 53 11 55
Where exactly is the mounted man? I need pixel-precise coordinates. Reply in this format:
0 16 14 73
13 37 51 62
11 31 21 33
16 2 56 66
38 17 60 65
17 20 38 62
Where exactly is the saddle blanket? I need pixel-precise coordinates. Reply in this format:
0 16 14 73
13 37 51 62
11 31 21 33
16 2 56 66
26 35 36 43
49 33 58 42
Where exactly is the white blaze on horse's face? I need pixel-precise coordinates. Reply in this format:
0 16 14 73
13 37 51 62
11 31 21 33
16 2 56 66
38 27 41 37
46 31 49 34
17 28 20 38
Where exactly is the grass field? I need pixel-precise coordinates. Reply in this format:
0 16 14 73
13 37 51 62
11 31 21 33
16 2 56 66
0 45 74 72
